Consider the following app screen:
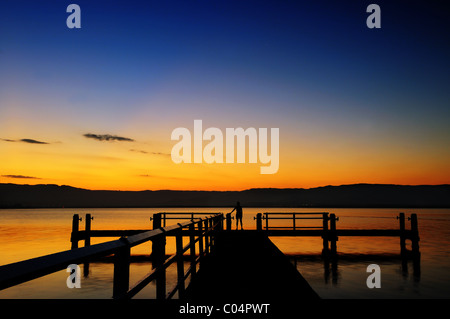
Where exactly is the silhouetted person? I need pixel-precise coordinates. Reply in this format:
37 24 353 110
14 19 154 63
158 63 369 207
230 201 243 230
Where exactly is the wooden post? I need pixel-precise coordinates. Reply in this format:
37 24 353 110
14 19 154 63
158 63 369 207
152 213 162 229
214 215 218 230
189 223 196 278
175 230 185 298
152 213 166 299
218 214 222 230
410 214 420 255
256 213 262 231
410 213 421 277
152 213 162 258
328 214 339 284
70 214 80 249
265 213 269 230
226 213 232 231
84 213 92 277
113 240 131 299
198 220 204 257
204 219 209 255
322 213 329 255
398 213 406 256
155 234 166 300
85 214 92 247
209 218 214 248
329 214 337 255
293 213 296 230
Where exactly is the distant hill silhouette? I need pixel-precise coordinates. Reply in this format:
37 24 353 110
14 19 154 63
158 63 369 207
0 183 449 208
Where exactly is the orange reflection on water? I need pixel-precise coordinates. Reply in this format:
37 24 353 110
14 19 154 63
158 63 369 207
1 208 450 299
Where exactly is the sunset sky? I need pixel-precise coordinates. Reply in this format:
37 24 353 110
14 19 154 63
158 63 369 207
0 0 449 191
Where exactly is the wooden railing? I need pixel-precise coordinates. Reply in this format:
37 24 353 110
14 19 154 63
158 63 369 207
254 212 419 257
256 212 330 230
152 212 223 227
0 213 224 299
254 212 336 255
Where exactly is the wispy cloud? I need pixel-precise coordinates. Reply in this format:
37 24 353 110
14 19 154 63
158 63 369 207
152 152 171 157
20 139 49 144
130 149 170 156
138 174 198 181
1 138 50 144
83 133 135 142
130 149 149 154
1 175 41 179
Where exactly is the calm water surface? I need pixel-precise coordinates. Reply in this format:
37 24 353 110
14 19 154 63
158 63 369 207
0 208 449 299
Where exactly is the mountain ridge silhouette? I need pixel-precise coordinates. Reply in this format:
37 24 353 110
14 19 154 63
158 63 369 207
1 183 449 208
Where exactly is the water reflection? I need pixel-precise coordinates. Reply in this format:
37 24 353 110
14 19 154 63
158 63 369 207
291 251 421 287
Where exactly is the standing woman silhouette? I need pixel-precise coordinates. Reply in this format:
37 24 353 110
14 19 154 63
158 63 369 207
230 201 243 230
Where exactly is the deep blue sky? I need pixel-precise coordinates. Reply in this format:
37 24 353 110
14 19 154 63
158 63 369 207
1 1 448 120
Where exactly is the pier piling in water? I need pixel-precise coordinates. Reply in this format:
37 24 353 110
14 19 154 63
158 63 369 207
322 213 329 255
329 213 338 255
226 213 232 231
256 213 262 231
410 213 420 256
83 213 92 277
152 213 166 299
399 212 406 256
70 214 81 249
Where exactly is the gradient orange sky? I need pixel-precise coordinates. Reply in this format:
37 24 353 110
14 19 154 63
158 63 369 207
1 1 449 191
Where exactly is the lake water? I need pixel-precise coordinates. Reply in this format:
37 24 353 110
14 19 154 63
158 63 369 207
0 208 449 299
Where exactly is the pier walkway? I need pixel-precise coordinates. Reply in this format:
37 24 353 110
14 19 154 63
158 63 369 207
185 230 319 301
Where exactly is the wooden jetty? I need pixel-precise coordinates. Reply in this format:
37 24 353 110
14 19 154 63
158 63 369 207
0 211 420 300
253 212 420 258
185 230 320 301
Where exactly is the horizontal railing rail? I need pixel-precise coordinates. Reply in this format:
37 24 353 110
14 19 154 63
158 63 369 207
0 239 125 291
153 212 223 227
258 212 330 230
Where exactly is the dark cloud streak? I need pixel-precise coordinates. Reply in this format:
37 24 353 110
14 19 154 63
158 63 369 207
1 175 41 179
20 139 49 144
1 138 49 144
130 149 170 156
138 174 198 181
130 149 148 154
83 133 135 142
